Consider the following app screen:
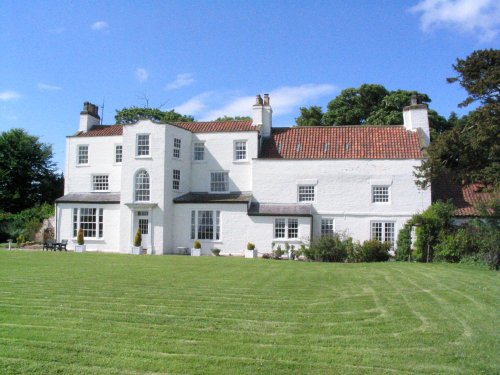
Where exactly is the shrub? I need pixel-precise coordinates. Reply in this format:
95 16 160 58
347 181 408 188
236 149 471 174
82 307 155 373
262 253 271 259
247 242 255 250
396 224 412 261
303 234 348 262
211 248 221 256
346 239 363 263
16 234 25 248
133 228 142 247
272 245 285 259
77 229 85 245
359 240 391 262
193 240 201 249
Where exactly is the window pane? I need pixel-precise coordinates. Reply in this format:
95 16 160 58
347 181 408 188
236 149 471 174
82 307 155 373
235 141 247 160
135 170 150 201
98 209 103 238
115 145 122 163
215 211 220 240
275 218 286 238
79 208 97 238
210 172 229 192
298 185 315 202
137 135 150 156
77 145 88 164
173 138 181 158
321 218 334 236
73 208 78 237
384 222 395 246
371 222 383 242
372 186 389 203
198 210 213 240
173 169 180 190
191 211 196 240
92 175 109 191
194 143 204 161
138 218 149 235
288 218 298 238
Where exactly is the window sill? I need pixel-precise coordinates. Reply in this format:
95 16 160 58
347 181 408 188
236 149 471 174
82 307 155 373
92 190 110 193
135 156 152 160
76 164 90 167
273 238 300 242
172 158 182 161
113 163 122 166
233 160 249 164
209 191 230 194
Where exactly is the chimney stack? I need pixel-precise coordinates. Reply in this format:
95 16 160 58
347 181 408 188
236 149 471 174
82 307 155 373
79 101 100 132
252 94 272 137
403 96 429 145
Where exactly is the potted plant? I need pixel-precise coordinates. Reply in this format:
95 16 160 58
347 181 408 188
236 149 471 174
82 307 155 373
245 242 257 258
75 228 86 253
211 248 221 256
191 240 201 256
131 228 142 255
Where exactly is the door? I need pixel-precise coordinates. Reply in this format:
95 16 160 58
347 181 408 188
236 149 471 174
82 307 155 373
134 211 150 251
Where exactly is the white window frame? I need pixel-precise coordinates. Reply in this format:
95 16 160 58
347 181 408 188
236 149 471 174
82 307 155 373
370 221 395 247
234 140 247 161
92 174 109 191
210 171 229 193
77 145 89 165
274 218 299 240
115 144 122 164
72 207 103 239
298 185 316 203
134 170 150 202
136 134 150 157
193 142 205 162
190 210 221 241
172 169 180 191
173 138 181 159
372 185 390 203
320 218 335 236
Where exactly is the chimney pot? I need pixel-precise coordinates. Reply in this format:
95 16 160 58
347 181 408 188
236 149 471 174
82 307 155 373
255 95 263 106
410 94 418 106
263 94 270 106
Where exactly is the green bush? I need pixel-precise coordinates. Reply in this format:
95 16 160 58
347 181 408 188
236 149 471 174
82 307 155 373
133 228 142 247
211 248 221 256
304 234 348 262
359 240 391 262
193 240 201 249
396 225 412 261
247 242 255 250
272 245 285 259
0 203 53 242
77 229 85 245
16 234 25 247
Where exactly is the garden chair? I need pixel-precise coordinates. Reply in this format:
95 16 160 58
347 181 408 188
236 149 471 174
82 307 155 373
58 239 68 251
43 239 56 251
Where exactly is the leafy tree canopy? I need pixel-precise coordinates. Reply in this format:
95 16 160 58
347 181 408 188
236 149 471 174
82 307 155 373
416 49 500 188
295 84 449 137
295 106 324 127
214 116 252 121
447 49 500 107
115 107 194 124
0 129 63 213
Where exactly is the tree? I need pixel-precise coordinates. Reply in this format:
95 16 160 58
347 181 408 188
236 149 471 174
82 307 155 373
417 50 500 188
0 129 63 213
447 49 500 107
322 84 389 125
214 115 252 121
295 106 324 127
115 107 194 124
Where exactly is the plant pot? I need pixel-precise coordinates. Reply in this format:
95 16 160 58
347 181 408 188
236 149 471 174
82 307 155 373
191 248 201 256
75 244 86 253
245 249 257 258
131 246 142 255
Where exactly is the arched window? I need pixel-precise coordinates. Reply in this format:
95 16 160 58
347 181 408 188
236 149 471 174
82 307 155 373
135 170 150 201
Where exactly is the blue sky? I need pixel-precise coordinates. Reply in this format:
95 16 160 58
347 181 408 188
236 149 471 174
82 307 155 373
1 0 499 171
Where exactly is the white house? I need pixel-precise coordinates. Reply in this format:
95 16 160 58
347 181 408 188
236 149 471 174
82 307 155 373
55 95 431 255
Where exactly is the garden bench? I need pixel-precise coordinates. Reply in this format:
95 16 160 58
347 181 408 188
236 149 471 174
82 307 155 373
43 240 56 251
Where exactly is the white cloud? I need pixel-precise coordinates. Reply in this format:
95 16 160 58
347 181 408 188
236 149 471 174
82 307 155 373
91 21 109 31
165 73 195 90
199 83 337 121
175 92 213 115
37 83 62 91
135 68 149 83
410 0 500 41
0 91 21 101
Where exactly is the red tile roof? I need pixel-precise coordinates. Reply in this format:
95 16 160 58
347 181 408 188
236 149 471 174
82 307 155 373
74 120 255 137
260 126 424 159
75 125 123 137
433 177 499 217
173 120 255 133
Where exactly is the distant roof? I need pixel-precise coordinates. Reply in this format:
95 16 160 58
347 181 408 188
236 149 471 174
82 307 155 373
73 120 255 137
173 192 252 204
260 126 424 159
56 193 120 204
248 203 313 216
432 178 498 217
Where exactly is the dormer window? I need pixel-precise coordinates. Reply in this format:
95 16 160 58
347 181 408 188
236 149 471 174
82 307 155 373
296 143 301 152
323 143 329 153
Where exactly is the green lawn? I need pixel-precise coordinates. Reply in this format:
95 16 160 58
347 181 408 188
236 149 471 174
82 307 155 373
0 251 498 374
